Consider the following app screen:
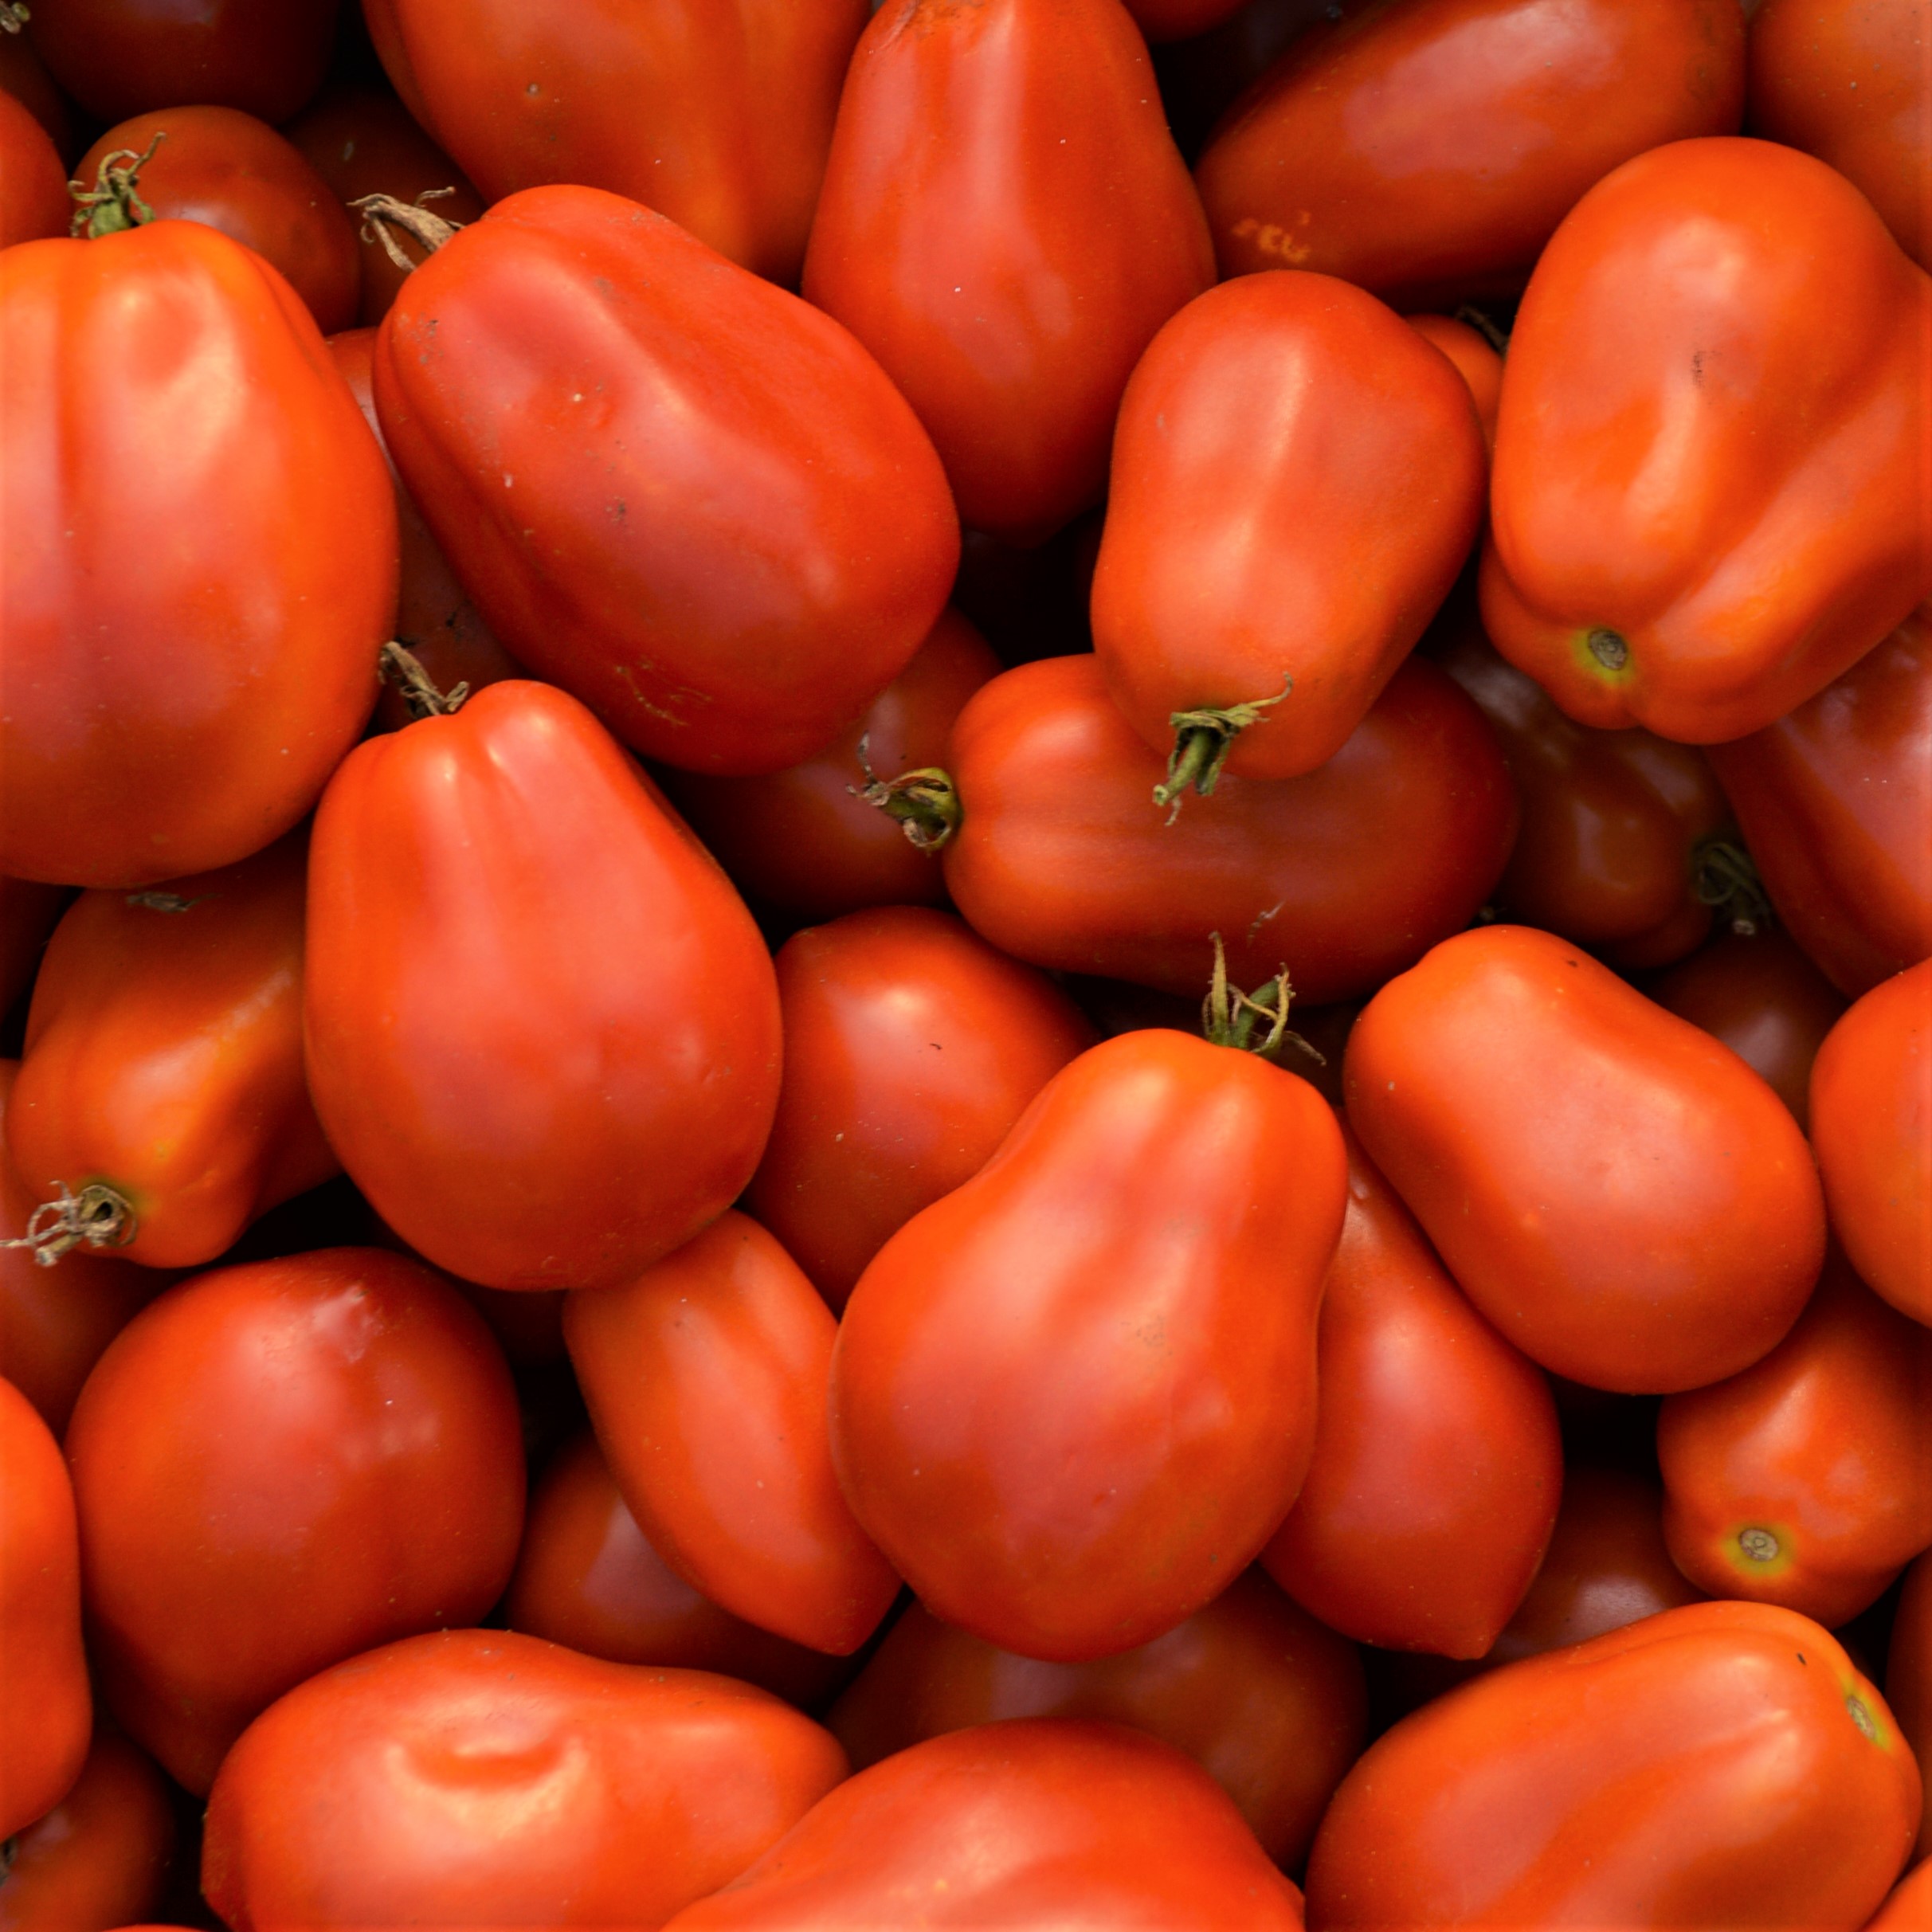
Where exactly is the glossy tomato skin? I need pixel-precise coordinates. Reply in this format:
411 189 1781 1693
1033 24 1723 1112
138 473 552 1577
65 1248 526 1794
0 1376 88 1839
662 1718 1306 1930
1260 1123 1562 1660
1809 963 1932 1327
1405 313 1503 450
831 1030 1346 1662
202 1630 849 1931
1706 605 1932 999
1196 0 1743 306
1346 925 1826 1393
565 1214 900 1657
375 184 958 778
1870 1860 1932 1932
747 907 1096 1310
7 833 337 1270
942 654 1517 1001
1 221 395 888
1483 138 1931 744
304 680 782 1293
1091 272 1485 782
827 1572 1366 1870
0 88 68 249
803 0 1214 543
1307 1601 1918 1926
365 0 866 284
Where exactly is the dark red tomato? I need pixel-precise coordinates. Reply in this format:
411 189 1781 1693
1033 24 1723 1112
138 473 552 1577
662 1719 1306 1930
65 1248 526 1794
660 609 1001 920
202 1630 849 1931
1346 925 1826 1393
0 1730 175 1931
1091 272 1485 787
1406 313 1503 450
564 1214 900 1657
1890 1553 1931 1826
0 87 66 248
375 184 958 778
0 219 396 888
803 0 1214 543
365 0 867 285
1810 962 1932 1327
1151 0 1332 163
1125 0 1251 39
1196 0 1743 306
1706 605 1932 998
441 1278 566 1369
831 1030 1346 1661
1261 1122 1562 1660
827 1571 1365 1870
0 28 72 158
305 680 782 1293
1643 926 1847 1131
0 877 68 1017
747 907 1096 1310
941 653 1517 1002
504 1428 850 1710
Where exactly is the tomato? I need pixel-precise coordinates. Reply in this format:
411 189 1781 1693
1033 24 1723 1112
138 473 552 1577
1260 1122 1562 1660
661 1719 1306 1930
803 0 1214 543
1890 1553 1932 1833
1 219 395 888
1482 138 1931 743
1091 272 1484 790
365 0 866 285
504 1428 851 1711
1706 605 1932 999
826 1571 1365 1870
1405 313 1503 450
1151 0 1330 162
0 88 65 249
202 1629 849 1931
0 29 72 157
831 1029 1345 1661
941 653 1517 1002
1126 0 1251 40
6 833 336 1272
0 1375 88 1839
1869 1860 1932 1932
1306 1601 1918 1926
747 906 1095 1310
1195 0 1743 304
0 879 67 1019
305 680 782 1293
1345 925 1826 1393
65 1248 526 1794
374 183 958 778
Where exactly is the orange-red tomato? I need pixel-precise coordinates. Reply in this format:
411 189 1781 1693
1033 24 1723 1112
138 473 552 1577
1869 1859 1932 1932
0 87 66 249
1405 313 1503 449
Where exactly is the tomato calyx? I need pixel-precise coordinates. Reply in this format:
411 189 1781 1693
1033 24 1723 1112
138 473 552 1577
1201 931 1323 1068
0 3 28 33
1153 676 1294 819
69 131 164 238
350 189 464 274
379 641 470 722
0 1179 135 1268
1691 836 1772 937
849 733 959 852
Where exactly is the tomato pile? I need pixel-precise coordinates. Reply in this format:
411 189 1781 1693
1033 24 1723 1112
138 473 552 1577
1 0 1928 1926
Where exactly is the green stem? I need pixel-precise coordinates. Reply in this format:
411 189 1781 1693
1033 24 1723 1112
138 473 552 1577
379 641 468 720
1152 676 1293 818
1692 836 1773 937
69 131 164 239
849 732 959 852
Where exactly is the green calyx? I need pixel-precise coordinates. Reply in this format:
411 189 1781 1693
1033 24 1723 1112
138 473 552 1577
379 641 469 721
70 131 165 238
1152 675 1293 820
1201 931 1299 1059
1693 837 1772 938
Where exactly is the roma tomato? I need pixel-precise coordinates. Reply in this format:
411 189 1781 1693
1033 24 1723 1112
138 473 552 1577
830 1029 1346 1661
0 88 66 249
941 654 1517 1002
1405 313 1503 449
374 184 958 778
662 1719 1306 1930
1870 1860 1932 1932
1091 272 1485 789
1306 1602 1919 1927
1260 1123 1562 1660
1345 925 1826 1393
65 1248 526 1793
0 218 395 888
747 906 1095 1310
1482 138 1932 743
0 30 72 157
1195 0 1743 304
565 1213 900 1657
304 680 782 1293
803 0 1213 543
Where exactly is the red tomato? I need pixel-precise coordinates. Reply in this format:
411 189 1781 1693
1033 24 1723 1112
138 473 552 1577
0 87 66 249
0 878 68 1020
1091 272 1485 788
1345 925 1826 1393
0 219 395 888
661 1719 1306 1930
202 1630 849 1931
304 680 782 1293
1405 312 1503 450
747 906 1096 1310
374 184 958 778
826 1572 1366 1870
1260 1123 1562 1660
564 1213 901 1657
1890 1553 1932 1831
65 1248 526 1793
1869 1859 1932 1932
1125 0 1250 39
803 0 1214 542
831 1030 1346 1661
941 653 1518 1002
0 29 72 157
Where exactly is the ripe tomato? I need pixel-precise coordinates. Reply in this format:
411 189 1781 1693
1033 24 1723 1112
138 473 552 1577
1890 1552 1932 1831
1405 313 1503 449
1870 1860 1932 1932
0 88 66 249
